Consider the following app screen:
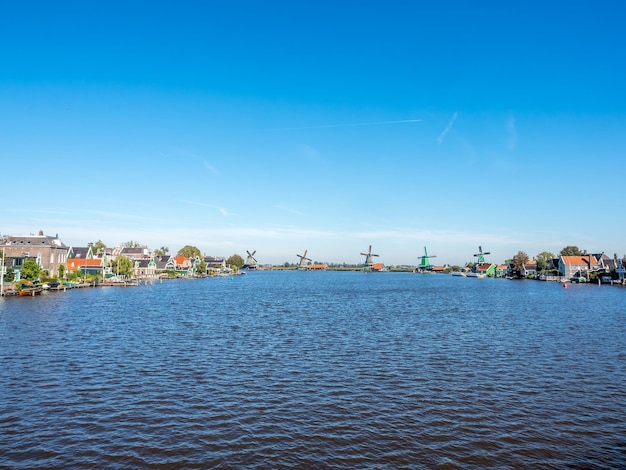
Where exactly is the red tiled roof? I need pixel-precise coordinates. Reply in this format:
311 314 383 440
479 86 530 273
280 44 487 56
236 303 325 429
66 258 102 270
561 255 597 265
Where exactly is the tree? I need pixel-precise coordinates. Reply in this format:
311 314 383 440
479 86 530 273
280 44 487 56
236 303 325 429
58 264 65 279
226 254 244 269
21 258 42 281
536 251 555 271
91 239 106 254
123 240 142 248
560 246 582 256
112 256 134 278
177 245 202 258
154 246 169 256
3 267 15 282
196 260 207 275
511 251 530 276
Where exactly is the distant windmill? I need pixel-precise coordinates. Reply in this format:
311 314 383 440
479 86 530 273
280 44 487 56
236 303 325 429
361 245 380 271
474 246 491 264
242 250 258 270
417 246 437 271
297 250 311 270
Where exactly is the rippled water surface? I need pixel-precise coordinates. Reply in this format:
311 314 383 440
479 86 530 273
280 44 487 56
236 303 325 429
1 271 625 469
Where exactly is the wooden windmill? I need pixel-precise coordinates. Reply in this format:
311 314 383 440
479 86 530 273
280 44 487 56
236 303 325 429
242 250 258 270
361 245 381 271
297 250 311 270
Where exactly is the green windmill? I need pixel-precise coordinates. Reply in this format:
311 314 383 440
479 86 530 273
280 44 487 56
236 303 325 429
474 246 490 263
416 246 437 272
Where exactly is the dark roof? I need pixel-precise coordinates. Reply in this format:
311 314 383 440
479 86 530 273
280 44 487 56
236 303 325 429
70 247 91 258
3 234 67 248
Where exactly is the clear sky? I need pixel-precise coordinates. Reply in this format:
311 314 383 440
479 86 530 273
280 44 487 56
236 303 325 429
2 1 625 266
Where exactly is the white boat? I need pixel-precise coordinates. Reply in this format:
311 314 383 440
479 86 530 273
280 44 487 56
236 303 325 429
466 272 486 278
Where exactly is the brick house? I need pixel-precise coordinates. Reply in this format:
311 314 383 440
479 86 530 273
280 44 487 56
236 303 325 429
0 230 69 279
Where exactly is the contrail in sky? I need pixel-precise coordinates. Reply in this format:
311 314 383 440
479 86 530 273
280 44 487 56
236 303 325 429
437 112 458 144
279 119 422 130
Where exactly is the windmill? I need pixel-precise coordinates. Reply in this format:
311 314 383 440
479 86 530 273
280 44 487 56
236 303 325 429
361 245 381 271
474 246 491 264
242 250 258 270
297 250 311 270
417 246 437 272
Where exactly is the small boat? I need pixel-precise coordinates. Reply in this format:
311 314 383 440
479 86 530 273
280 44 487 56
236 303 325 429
19 287 43 296
466 272 486 278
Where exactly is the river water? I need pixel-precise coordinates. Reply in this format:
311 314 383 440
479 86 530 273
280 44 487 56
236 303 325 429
1 271 624 469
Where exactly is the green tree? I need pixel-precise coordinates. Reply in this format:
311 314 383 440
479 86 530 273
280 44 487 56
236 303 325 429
560 246 582 256
177 245 202 258
226 254 245 269
112 256 134 278
511 251 529 276
154 246 169 256
536 251 555 271
91 239 106 254
196 260 207 275
21 258 42 281
3 267 15 282
123 240 142 248
58 264 65 279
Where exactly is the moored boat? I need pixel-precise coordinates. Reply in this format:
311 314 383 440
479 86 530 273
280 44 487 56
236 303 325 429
19 287 43 296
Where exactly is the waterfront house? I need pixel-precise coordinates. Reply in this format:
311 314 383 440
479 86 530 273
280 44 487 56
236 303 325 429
0 231 69 279
173 255 191 270
134 257 157 278
495 264 508 277
113 245 151 260
67 245 94 260
66 257 106 278
204 256 226 270
522 260 538 277
474 262 496 276
154 255 173 272
558 255 599 279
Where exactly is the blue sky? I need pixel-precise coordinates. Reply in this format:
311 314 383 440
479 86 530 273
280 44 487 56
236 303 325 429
2 1 625 266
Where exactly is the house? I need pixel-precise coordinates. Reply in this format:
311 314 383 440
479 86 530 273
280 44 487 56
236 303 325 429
154 255 173 272
67 245 94 260
173 255 192 270
558 255 599 279
113 245 151 260
307 263 328 270
495 264 509 277
0 230 69 279
474 262 496 276
522 260 538 277
66 257 106 277
133 257 157 278
204 256 226 269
